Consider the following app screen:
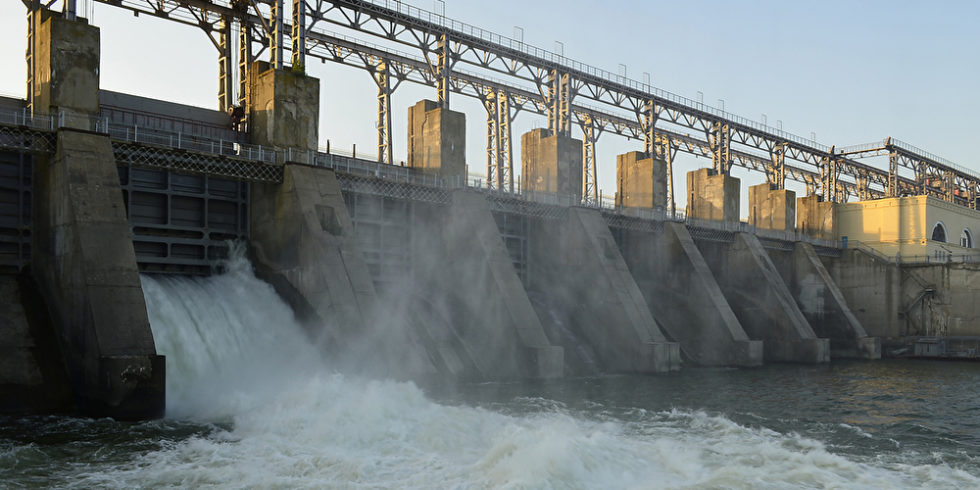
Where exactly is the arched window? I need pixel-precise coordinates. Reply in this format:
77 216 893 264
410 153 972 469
962 228 974 248
931 222 947 243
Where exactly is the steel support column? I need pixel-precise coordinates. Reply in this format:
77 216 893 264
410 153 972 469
270 0 285 70
546 69 559 134
237 14 252 107
484 89 499 188
580 114 598 205
26 1 39 114
499 91 514 192
888 147 899 197
820 149 839 202
375 61 393 164
856 173 870 201
558 72 572 137
768 142 786 190
484 90 514 191
642 99 657 156
708 121 731 175
291 0 306 69
218 16 235 112
436 33 451 108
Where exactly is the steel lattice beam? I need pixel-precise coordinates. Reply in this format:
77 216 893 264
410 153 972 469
67 0 974 209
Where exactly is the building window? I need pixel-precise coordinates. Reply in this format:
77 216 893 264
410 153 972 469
932 222 947 243
962 228 974 248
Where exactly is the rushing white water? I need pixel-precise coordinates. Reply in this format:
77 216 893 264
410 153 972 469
63 252 978 488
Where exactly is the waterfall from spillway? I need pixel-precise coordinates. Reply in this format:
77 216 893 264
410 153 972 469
140 250 323 420
110 251 979 489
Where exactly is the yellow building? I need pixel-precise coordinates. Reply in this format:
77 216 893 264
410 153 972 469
836 195 980 259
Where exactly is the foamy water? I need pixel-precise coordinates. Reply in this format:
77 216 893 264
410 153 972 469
4 253 978 488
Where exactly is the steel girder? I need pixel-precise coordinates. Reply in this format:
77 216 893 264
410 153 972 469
76 0 969 208
839 137 979 207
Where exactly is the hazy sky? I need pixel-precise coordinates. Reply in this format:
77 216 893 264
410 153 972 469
1 0 977 209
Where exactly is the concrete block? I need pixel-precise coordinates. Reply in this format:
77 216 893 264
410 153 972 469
521 128 583 200
734 340 765 367
766 338 831 363
748 183 796 231
617 221 762 367
797 195 837 241
33 11 100 118
637 342 682 372
615 151 667 209
831 336 882 360
407 100 466 181
248 64 320 155
686 168 740 222
32 130 163 419
520 345 565 380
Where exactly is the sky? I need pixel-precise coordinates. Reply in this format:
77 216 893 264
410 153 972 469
1 0 978 212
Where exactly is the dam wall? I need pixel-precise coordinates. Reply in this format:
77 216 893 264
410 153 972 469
768 243 880 359
612 219 763 367
525 207 680 373
695 234 830 363
15 7 967 420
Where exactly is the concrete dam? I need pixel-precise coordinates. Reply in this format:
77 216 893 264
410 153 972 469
22 4 980 422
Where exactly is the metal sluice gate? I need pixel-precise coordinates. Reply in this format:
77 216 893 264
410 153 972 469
119 166 249 275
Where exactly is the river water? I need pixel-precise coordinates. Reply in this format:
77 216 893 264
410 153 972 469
2 257 979 488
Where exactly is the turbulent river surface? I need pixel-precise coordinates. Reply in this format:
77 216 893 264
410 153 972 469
3 257 980 488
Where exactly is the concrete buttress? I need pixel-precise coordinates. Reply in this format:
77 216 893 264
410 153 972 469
427 190 563 379
772 243 881 359
33 130 165 418
29 10 164 419
250 164 437 377
699 233 830 363
530 208 681 373
617 222 763 366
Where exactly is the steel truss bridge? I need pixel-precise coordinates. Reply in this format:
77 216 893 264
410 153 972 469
21 0 980 211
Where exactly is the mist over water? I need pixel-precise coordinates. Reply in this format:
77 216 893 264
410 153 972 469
2 253 980 488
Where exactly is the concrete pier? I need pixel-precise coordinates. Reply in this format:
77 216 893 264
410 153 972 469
699 233 830 362
30 11 164 419
797 195 837 241
615 151 666 209
427 190 563 379
530 208 680 373
618 222 763 366
771 243 881 359
248 63 319 161
749 184 796 231
521 129 583 201
251 166 374 338
687 169 740 222
407 100 466 181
